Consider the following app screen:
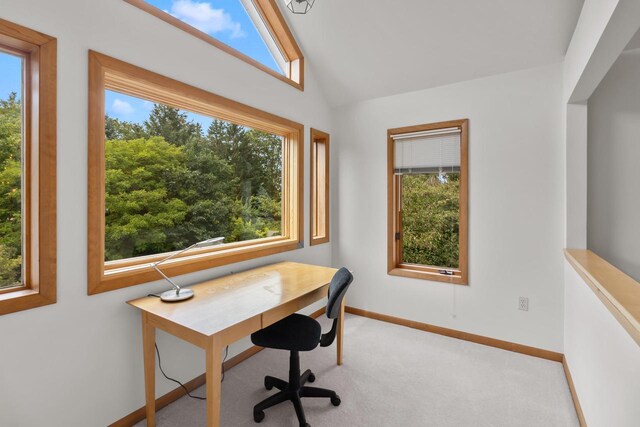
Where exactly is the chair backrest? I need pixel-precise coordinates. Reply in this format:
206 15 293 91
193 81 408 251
319 268 353 348
326 267 353 319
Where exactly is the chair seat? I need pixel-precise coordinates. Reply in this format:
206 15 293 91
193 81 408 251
251 314 321 352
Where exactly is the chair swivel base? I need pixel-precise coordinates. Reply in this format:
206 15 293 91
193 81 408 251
253 369 341 427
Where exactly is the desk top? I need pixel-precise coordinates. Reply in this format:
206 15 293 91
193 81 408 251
127 262 337 337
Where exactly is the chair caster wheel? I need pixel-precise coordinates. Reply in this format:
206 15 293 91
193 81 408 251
331 395 341 406
308 373 316 383
264 377 273 390
254 410 265 423
302 424 310 427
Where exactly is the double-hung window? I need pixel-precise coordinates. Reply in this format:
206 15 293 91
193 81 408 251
388 120 468 285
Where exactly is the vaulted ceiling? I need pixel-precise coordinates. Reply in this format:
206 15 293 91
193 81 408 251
283 0 584 106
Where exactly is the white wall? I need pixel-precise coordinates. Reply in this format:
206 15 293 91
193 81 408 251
563 2 640 425
587 48 640 282
562 0 640 248
0 1 335 426
563 0 640 104
563 0 619 103
564 262 640 427
333 63 565 352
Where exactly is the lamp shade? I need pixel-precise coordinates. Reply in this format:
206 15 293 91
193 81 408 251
286 0 315 14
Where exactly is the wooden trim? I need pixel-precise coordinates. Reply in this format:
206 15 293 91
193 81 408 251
104 236 286 271
0 19 57 316
345 306 563 362
564 249 640 347
310 129 330 246
389 266 465 285
110 307 325 427
562 356 588 427
0 18 52 46
87 51 303 294
387 119 469 285
123 0 304 90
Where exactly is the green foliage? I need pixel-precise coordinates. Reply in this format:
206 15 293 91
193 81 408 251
105 137 190 260
206 121 283 201
0 244 21 287
106 116 146 140
401 173 460 269
144 104 202 146
0 93 22 287
0 90 286 275
103 101 283 261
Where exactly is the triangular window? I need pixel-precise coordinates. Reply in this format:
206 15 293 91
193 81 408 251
130 0 303 88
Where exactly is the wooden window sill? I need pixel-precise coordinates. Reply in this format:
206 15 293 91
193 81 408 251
388 266 467 285
90 238 301 295
0 288 55 315
564 248 640 346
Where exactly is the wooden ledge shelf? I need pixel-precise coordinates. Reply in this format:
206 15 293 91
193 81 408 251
565 249 640 346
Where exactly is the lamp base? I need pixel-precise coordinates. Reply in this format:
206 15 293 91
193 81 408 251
160 288 194 302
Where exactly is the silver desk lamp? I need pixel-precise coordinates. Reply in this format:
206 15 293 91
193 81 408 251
151 237 224 302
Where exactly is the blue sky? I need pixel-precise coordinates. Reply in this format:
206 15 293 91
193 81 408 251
106 90 214 130
145 0 282 74
0 51 22 101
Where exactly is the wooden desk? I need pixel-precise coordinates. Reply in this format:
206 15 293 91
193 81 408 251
127 262 342 427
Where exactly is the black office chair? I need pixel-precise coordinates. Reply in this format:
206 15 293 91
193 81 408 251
250 267 354 427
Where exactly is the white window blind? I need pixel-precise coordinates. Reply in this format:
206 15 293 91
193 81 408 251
392 127 461 174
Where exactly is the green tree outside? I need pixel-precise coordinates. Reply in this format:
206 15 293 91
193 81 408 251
401 173 460 268
103 103 283 262
0 92 22 288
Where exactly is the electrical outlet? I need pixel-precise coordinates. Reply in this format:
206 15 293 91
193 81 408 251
518 297 529 311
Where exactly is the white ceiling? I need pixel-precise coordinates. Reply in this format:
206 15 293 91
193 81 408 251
625 27 640 51
282 0 584 106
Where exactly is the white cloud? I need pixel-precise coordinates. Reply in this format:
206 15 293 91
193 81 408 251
142 100 155 110
111 98 134 115
170 0 246 39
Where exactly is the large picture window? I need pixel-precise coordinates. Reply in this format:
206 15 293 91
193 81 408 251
88 51 303 294
0 19 57 315
387 120 468 285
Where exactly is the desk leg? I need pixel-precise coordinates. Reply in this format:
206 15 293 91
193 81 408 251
337 298 345 365
142 312 156 427
206 335 223 427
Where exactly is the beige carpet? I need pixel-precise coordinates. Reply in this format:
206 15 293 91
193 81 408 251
136 314 579 426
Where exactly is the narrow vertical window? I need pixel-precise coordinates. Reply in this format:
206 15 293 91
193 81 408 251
388 120 468 285
0 19 57 315
310 129 329 245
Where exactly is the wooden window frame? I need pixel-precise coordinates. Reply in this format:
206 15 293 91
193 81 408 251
387 119 469 285
124 0 305 91
88 51 303 294
310 128 329 245
0 19 57 315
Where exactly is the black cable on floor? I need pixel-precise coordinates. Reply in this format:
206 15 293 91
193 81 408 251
155 343 230 401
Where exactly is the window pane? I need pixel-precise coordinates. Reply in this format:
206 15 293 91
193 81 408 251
401 173 459 269
0 51 23 288
144 0 285 75
104 90 283 262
